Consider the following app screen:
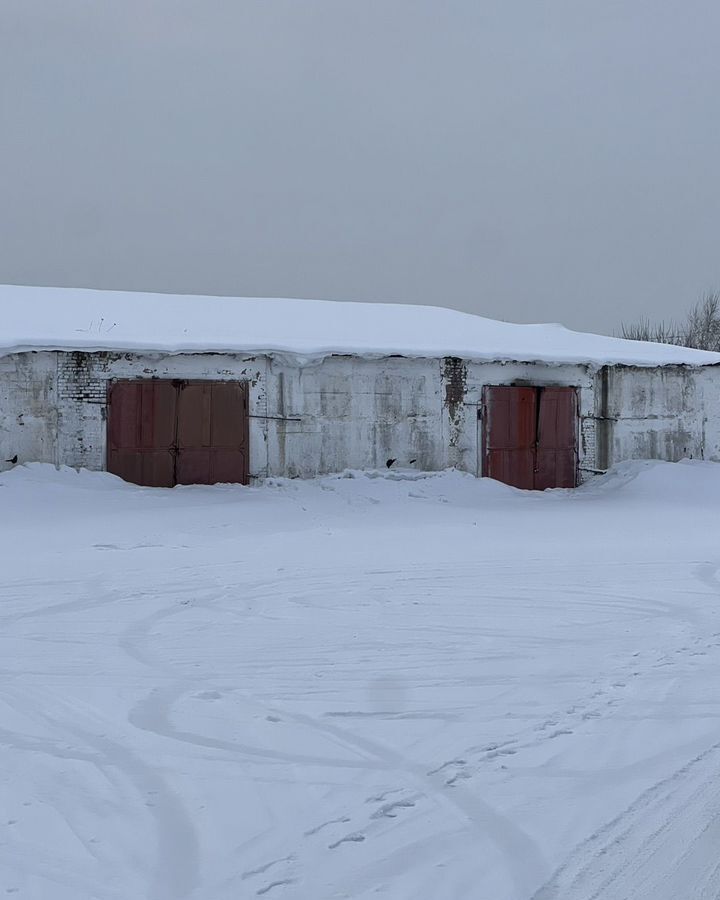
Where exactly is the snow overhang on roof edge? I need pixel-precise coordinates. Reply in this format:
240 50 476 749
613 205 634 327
2 285 720 369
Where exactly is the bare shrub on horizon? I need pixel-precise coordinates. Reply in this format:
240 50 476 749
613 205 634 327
620 292 720 351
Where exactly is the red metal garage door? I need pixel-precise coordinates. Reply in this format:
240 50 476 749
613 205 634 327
482 386 537 490
176 381 250 485
482 385 577 490
107 380 178 487
107 380 249 487
534 387 578 490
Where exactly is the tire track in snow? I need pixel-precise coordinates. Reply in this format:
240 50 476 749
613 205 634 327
0 578 127 626
121 597 389 771
0 574 202 900
128 682 387 771
531 559 720 900
62 722 201 900
532 740 720 900
0 693 200 900
118 580 548 898
118 583 395 898
115 558 718 899
0 724 127 900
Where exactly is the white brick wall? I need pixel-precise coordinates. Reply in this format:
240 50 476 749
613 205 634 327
56 352 109 470
580 416 598 480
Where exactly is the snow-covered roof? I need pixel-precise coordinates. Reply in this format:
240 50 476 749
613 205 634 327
2 284 719 368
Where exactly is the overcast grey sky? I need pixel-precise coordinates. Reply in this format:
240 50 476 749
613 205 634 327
2 2 719 334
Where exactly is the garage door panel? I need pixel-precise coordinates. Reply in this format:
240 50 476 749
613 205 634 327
141 381 177 449
108 381 177 451
536 388 577 488
485 448 535 490
140 450 176 488
538 388 577 450
485 387 536 450
177 383 212 448
211 449 248 485
535 449 577 490
175 449 211 485
107 448 143 486
108 449 175 488
176 448 249 486
483 386 537 488
108 382 141 449
211 382 248 447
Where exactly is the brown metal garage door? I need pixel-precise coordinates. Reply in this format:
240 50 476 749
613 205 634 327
534 387 578 490
107 380 249 487
482 385 578 489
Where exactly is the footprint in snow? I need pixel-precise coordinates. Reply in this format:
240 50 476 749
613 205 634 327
547 729 573 739
426 759 466 776
470 739 517 754
371 799 416 819
535 719 558 732
446 769 471 786
303 816 350 837
256 879 295 896
329 832 366 849
427 757 471 785
242 856 293 880
483 746 517 760
365 788 405 803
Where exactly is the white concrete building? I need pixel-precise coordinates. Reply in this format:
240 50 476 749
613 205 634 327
2 285 720 489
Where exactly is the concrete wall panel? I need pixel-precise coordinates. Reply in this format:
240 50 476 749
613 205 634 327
0 353 57 472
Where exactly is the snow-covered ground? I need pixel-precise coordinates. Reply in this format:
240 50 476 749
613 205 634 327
2 461 720 900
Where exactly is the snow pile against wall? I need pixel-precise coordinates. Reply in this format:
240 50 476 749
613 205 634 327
3 284 720 367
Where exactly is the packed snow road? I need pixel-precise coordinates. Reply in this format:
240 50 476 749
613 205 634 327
1 461 720 900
